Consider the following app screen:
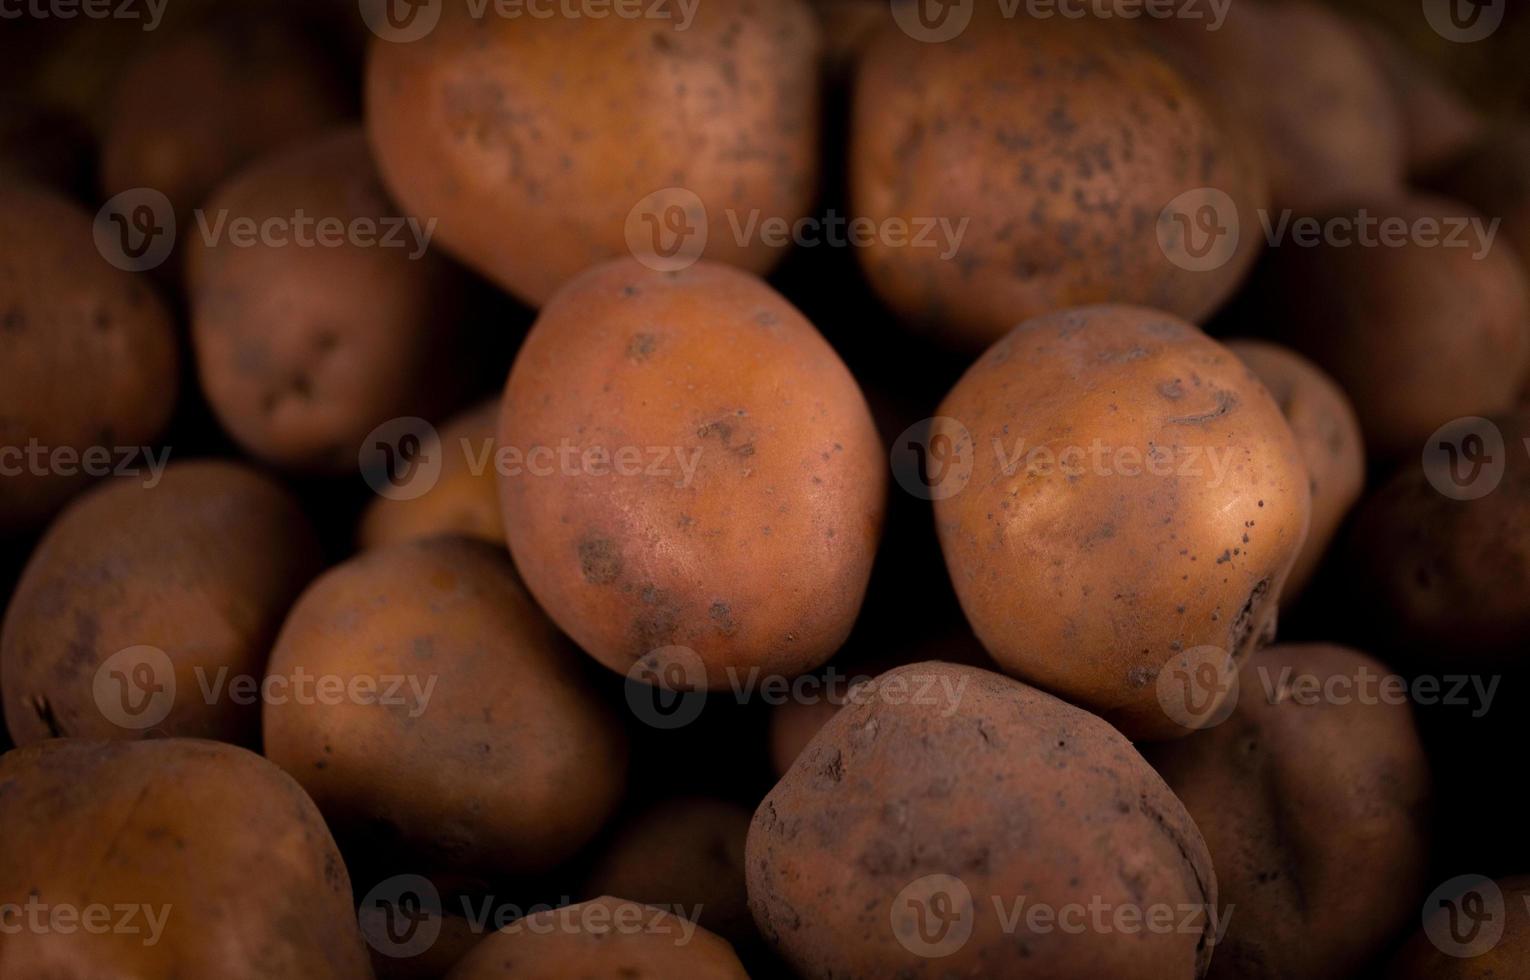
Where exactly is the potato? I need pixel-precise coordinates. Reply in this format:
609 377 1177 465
1427 126 1530 282
934 306 1310 740
357 398 504 550
1144 643 1431 980
445 897 748 980
1225 340 1364 599
586 797 754 948
0 738 371 978
1390 875 1530 979
499 258 885 687
188 127 465 472
101 12 349 226
0 182 179 535
1344 409 1530 670
263 536 627 876
850 11 1265 350
365 0 820 308
1251 196 1530 460
748 661 1218 977
1 460 319 746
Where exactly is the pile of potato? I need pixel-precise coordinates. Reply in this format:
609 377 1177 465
2 1 1529 977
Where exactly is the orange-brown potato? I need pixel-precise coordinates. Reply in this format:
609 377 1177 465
1389 875 1530 979
934 306 1310 740
850 10 1266 350
1226 340 1364 599
188 127 465 472
1144 644 1431 980
748 662 1219 978
263 536 628 876
0 738 371 978
365 0 820 308
586 797 754 948
357 398 504 550
0 182 179 535
1251 196 1530 460
1 460 320 746
1427 126 1530 283
445 897 748 980
499 258 885 688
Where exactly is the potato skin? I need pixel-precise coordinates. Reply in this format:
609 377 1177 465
365 0 820 308
263 536 627 876
445 897 748 980
1226 341 1364 599
1144 644 1431 980
1 460 320 746
747 662 1218 978
188 127 464 473
0 182 179 535
0 738 371 979
499 258 885 687
849 12 1265 349
934 306 1310 740
1389 875 1530 980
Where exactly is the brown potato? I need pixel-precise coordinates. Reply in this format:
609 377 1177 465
0 182 179 535
445 897 748 980
1 460 320 746
586 797 754 949
357 398 504 550
1144 643 1431 980
0 738 371 978
366 0 820 308
850 11 1266 350
188 127 465 472
1252 196 1530 460
934 306 1310 740
1427 126 1530 283
499 258 885 687
748 662 1218 977
1226 340 1364 598
1390 875 1530 979
263 536 627 876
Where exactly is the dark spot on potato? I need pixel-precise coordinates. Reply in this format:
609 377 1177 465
627 333 657 360
578 537 622 584
2 307 25 332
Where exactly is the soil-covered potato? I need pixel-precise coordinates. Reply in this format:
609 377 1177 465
263 536 627 876
1226 340 1364 598
850 10 1266 349
366 0 820 308
748 662 1219 977
934 306 1310 740
499 258 885 688
1 461 320 746
1389 875 1530 979
1145 643 1432 980
0 738 371 978
444 897 749 980
188 127 464 473
0 182 179 535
